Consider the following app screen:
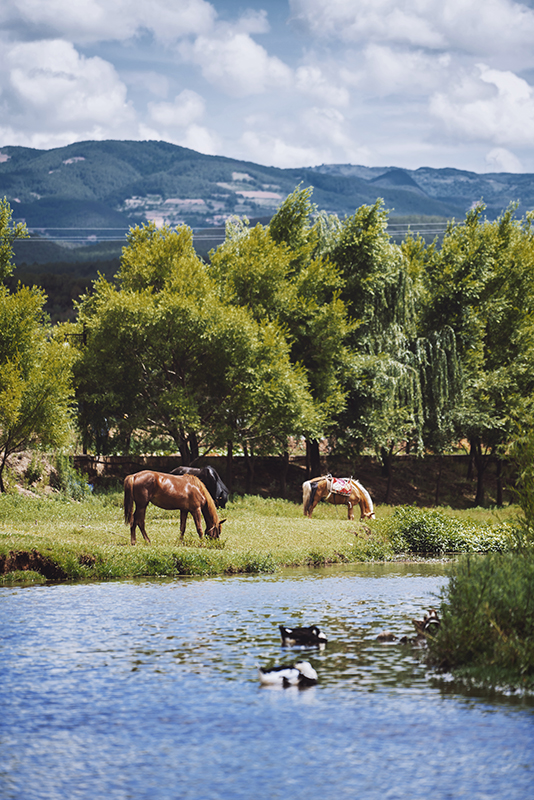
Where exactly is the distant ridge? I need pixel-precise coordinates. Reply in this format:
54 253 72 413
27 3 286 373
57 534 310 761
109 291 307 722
1 139 533 247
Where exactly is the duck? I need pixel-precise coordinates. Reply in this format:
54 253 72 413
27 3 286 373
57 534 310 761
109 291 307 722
258 661 318 687
411 608 440 636
279 624 328 648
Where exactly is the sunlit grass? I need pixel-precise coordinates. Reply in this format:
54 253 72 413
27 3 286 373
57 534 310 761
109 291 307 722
0 489 520 583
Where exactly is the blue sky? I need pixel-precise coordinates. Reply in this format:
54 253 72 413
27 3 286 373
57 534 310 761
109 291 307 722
2 0 534 172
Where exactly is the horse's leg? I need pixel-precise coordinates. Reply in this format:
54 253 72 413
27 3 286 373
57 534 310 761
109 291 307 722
346 500 354 521
134 505 151 544
180 509 188 540
191 507 204 538
130 507 137 546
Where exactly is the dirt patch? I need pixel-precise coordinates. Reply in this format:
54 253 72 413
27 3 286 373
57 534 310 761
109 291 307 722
0 550 67 580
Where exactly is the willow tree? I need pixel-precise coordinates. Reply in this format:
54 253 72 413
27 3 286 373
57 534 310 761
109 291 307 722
323 201 424 498
422 205 534 505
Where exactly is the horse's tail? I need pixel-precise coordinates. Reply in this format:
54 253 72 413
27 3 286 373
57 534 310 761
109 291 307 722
124 475 135 526
303 480 315 516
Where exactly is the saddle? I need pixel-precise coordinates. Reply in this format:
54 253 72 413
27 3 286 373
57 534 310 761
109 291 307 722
326 475 352 497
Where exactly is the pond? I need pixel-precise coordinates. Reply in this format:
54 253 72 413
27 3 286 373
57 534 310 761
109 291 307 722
1 563 533 800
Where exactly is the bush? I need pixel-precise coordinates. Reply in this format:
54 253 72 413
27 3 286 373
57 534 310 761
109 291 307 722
384 506 510 554
52 453 92 501
427 552 534 691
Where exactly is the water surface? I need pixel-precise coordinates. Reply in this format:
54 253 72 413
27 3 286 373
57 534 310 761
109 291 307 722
1 563 533 799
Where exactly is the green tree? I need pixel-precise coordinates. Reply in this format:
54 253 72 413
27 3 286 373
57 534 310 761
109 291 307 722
210 188 352 476
0 197 28 282
423 205 534 505
74 223 319 469
0 285 74 492
0 199 73 492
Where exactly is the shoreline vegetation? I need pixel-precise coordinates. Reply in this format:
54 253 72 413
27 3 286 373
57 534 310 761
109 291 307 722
1 488 533 694
0 488 516 585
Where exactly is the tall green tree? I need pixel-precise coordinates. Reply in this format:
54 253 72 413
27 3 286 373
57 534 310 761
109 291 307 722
0 197 28 282
74 223 319 467
423 205 534 504
209 188 352 475
0 199 73 492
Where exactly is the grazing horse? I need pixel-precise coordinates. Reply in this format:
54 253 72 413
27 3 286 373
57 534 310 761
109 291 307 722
170 465 229 508
302 475 375 521
124 470 226 545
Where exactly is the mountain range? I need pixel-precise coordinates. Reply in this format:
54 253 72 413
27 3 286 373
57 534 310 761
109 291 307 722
2 139 534 261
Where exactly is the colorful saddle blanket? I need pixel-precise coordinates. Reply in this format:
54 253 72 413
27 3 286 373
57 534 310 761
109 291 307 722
329 477 352 496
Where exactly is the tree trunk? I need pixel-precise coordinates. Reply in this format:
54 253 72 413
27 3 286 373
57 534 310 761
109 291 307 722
243 442 255 494
496 457 503 507
306 438 321 478
434 454 443 506
472 439 487 506
226 440 233 492
189 430 199 464
178 427 191 465
381 446 394 504
467 438 476 480
279 449 289 498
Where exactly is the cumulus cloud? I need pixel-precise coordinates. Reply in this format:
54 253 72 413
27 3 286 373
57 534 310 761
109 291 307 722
430 64 534 147
148 89 205 128
0 0 217 44
343 44 451 96
485 147 523 172
184 30 292 96
0 38 136 147
295 65 349 106
289 0 534 60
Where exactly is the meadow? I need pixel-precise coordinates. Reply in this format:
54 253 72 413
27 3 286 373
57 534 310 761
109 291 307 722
0 488 517 585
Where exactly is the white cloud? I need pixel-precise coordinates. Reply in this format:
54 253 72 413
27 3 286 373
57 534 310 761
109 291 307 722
0 0 217 44
430 64 534 147
185 30 292 96
149 89 205 127
295 65 349 106
343 44 451 96
485 147 523 172
240 130 330 168
1 39 136 147
289 0 534 60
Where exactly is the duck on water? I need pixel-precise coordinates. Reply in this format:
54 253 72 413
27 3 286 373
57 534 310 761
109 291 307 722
258 661 318 687
279 625 328 648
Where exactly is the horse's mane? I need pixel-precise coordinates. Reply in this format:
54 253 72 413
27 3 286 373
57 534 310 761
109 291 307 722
351 478 374 511
186 474 219 523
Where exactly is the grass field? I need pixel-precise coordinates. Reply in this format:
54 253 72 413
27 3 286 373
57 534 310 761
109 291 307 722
0 488 519 584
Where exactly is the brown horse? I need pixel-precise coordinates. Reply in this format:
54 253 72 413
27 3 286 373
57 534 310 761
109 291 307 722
123 470 226 545
302 475 375 521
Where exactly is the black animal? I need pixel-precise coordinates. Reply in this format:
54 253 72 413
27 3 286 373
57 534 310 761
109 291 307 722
170 465 229 509
279 625 328 647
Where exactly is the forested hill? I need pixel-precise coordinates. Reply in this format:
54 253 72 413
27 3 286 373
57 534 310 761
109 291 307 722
1 139 533 241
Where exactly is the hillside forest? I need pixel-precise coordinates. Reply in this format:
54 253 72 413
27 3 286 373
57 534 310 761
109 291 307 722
1 188 534 506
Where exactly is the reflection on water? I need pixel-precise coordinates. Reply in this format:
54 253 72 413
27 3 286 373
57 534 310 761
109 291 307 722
1 563 533 800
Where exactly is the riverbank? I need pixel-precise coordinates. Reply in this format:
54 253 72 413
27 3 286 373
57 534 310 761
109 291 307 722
0 490 516 584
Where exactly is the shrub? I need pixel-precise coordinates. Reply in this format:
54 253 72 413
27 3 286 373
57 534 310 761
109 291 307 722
52 453 92 501
427 552 534 691
384 506 510 554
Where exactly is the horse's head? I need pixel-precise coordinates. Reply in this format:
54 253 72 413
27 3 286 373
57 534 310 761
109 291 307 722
206 519 226 538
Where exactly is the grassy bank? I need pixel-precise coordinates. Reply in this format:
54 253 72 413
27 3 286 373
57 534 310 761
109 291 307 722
427 551 534 693
0 489 517 584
